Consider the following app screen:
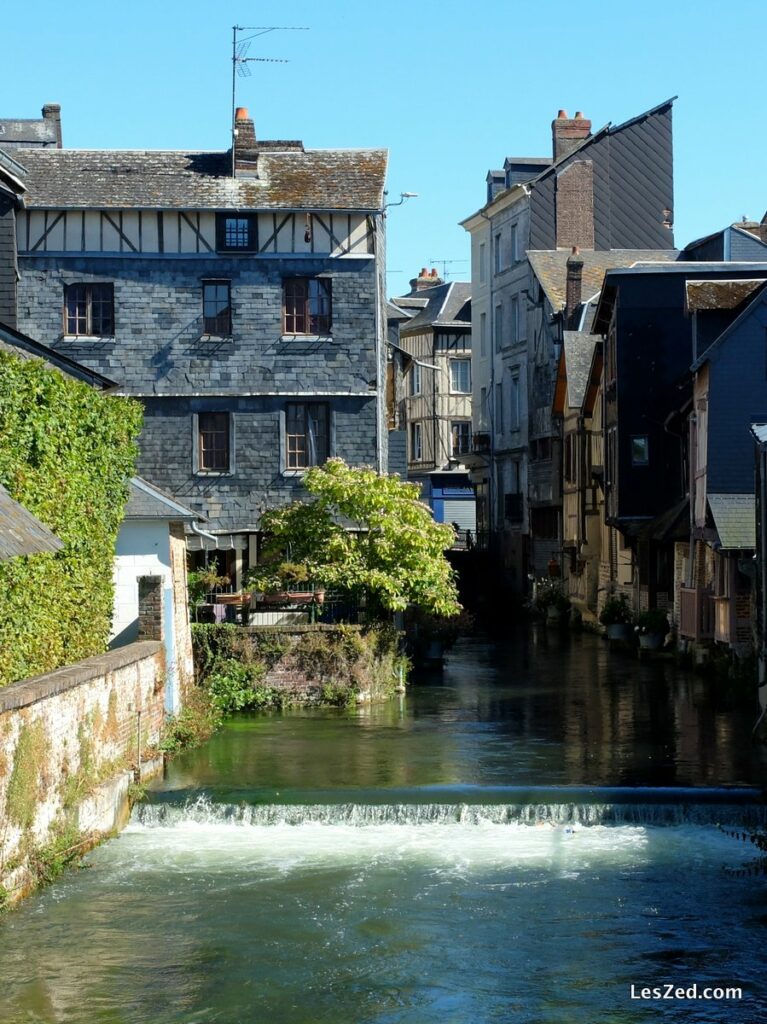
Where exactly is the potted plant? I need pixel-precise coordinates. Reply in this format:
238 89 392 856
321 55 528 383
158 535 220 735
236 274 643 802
187 567 230 622
634 608 669 650
599 594 634 641
535 579 570 624
246 561 324 607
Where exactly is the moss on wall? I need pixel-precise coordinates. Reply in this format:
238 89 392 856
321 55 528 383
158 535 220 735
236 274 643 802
0 351 143 686
6 719 47 830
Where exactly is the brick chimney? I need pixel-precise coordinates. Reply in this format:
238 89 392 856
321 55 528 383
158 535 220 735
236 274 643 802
552 109 591 162
234 106 258 170
409 267 443 291
42 103 62 148
565 246 584 328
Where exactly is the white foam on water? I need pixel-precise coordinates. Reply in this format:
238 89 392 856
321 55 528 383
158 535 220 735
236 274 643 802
106 798 755 877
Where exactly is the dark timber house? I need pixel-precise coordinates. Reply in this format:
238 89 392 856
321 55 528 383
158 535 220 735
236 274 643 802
2 105 389 590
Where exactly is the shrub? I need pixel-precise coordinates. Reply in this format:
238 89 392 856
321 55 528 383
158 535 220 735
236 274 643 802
599 594 633 626
635 608 670 635
0 352 142 685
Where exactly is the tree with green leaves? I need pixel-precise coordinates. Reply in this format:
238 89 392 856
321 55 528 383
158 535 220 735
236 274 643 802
252 459 460 617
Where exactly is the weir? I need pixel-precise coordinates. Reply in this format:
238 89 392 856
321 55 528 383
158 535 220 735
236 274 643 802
2 633 766 1023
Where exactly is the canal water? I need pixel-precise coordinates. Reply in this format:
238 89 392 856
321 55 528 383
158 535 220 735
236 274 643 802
2 630 767 1023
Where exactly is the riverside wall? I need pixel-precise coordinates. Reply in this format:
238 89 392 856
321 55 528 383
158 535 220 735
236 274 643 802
0 642 165 906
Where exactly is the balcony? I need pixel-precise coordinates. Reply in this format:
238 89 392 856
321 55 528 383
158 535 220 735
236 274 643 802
678 586 714 641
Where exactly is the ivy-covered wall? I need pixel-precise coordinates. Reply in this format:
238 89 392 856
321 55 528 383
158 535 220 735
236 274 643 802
0 352 143 686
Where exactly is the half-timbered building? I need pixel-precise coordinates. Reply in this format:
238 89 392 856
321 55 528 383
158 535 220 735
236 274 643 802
7 107 388 587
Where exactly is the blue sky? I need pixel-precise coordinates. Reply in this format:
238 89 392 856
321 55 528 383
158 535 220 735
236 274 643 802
6 0 767 295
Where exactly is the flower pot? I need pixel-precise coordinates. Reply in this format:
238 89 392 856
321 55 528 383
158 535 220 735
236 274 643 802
638 632 664 651
606 623 632 642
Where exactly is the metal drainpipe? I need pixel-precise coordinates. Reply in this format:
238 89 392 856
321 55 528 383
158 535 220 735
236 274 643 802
375 212 386 474
479 210 495 536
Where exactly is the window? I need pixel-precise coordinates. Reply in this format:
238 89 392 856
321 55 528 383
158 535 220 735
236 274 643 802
64 283 114 336
511 223 518 263
450 359 471 394
411 422 422 461
198 412 231 472
479 312 487 358
202 281 232 336
495 382 503 435
509 372 520 430
286 403 329 470
216 213 257 251
494 303 503 352
511 296 520 343
451 421 472 457
631 435 649 465
410 362 422 396
479 243 487 283
494 232 503 274
480 387 488 429
283 278 332 335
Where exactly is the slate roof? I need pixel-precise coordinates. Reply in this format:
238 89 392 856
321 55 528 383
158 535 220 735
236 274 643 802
708 493 755 550
395 282 471 333
528 248 679 310
0 483 63 561
125 477 201 521
14 147 388 212
0 322 117 389
685 279 765 312
562 331 598 409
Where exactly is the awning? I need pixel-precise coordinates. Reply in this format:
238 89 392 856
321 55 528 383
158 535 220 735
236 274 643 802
638 497 689 543
185 532 250 552
708 493 755 550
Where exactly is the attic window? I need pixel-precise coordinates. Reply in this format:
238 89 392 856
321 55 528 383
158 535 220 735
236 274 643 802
216 213 257 252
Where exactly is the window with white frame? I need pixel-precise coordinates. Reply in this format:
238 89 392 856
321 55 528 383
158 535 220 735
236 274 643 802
451 421 472 457
285 403 329 470
410 422 422 461
450 359 471 394
410 362 422 396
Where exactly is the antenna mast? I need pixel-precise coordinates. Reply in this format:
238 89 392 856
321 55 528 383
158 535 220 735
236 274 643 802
428 259 469 282
231 24 308 177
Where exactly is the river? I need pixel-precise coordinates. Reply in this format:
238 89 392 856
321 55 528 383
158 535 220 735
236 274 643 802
1 629 767 1022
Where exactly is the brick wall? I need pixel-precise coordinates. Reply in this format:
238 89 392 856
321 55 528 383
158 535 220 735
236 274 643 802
0 642 164 900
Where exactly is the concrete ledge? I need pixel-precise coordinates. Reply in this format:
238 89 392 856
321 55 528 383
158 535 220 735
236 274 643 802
0 641 163 713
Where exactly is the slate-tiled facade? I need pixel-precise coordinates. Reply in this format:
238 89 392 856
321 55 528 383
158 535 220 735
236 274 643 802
8 110 388 579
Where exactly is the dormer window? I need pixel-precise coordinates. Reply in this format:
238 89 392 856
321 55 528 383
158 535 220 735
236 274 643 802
216 213 257 252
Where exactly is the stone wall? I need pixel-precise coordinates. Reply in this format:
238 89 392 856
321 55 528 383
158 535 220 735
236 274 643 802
0 642 164 905
194 623 403 706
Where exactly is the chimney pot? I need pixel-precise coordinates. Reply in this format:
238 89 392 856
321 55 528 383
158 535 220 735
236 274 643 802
557 109 568 119
574 111 585 120
235 107 249 121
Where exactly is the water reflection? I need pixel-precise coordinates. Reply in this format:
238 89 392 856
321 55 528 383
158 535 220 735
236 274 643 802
163 629 767 798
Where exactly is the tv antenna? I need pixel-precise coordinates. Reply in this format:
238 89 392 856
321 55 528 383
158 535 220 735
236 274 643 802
428 258 469 281
231 24 308 176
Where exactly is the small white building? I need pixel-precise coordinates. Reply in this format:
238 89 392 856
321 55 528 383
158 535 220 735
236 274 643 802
111 477 200 712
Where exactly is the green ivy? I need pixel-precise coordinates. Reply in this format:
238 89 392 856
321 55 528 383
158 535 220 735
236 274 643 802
0 352 142 686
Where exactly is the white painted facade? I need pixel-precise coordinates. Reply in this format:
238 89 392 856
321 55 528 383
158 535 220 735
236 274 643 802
16 210 374 258
111 519 180 712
